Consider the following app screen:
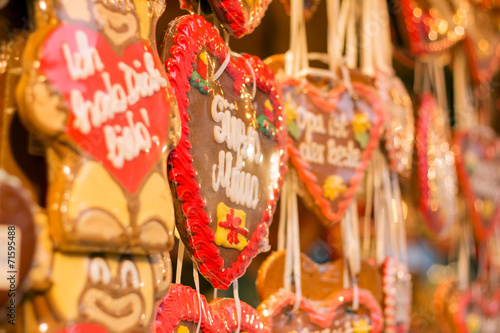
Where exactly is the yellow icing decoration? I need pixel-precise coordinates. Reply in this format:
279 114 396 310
215 203 248 251
466 313 481 333
265 99 273 112
351 113 371 134
482 199 494 219
284 101 298 124
351 318 373 333
199 51 209 65
177 325 190 333
323 175 346 200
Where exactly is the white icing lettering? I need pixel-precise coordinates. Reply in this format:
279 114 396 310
61 30 166 169
211 95 262 208
62 30 104 81
104 110 152 168
326 139 361 168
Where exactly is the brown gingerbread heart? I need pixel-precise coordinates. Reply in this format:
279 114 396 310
160 15 287 289
256 250 383 305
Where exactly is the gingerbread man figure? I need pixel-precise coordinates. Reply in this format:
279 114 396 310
16 0 180 254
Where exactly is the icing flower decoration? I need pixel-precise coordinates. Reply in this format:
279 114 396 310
464 151 478 173
284 100 298 124
352 113 371 134
352 113 372 149
351 318 373 333
323 175 346 200
466 313 481 333
284 100 301 140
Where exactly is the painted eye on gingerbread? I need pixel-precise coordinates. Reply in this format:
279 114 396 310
89 257 112 285
120 259 140 290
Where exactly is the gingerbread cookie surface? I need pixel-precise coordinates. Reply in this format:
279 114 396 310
16 0 180 254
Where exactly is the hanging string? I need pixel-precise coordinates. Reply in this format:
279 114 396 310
193 268 203 333
283 178 294 292
231 51 257 100
233 279 242 333
291 184 302 312
453 48 477 130
363 161 374 259
381 153 399 263
277 180 288 251
175 236 185 284
391 172 408 267
213 288 218 300
210 47 232 81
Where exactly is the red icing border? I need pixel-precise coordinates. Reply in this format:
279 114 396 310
464 35 500 84
374 71 414 177
454 289 500 333
399 0 464 55
164 15 287 289
382 257 397 333
285 77 383 225
155 284 269 333
453 129 500 241
214 0 271 38
258 288 383 332
416 93 455 236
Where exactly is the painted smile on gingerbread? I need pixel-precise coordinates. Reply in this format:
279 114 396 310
107 20 130 34
87 289 140 317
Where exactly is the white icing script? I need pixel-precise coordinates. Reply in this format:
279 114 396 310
211 95 261 209
61 30 167 169
296 106 361 168
471 162 500 202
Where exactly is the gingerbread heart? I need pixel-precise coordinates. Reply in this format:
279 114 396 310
16 0 179 254
375 71 414 177
397 0 466 55
160 15 287 289
381 257 412 333
257 288 383 333
454 128 500 241
464 4 500 84
0 170 36 306
454 289 500 333
416 93 458 237
283 76 383 225
256 250 383 305
434 278 462 333
155 284 268 333
208 0 271 38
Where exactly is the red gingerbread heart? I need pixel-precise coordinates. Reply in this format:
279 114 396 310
454 127 500 241
464 4 500 84
283 76 383 225
257 288 383 333
208 0 271 38
375 72 414 178
39 25 173 194
453 289 500 333
155 284 269 333
160 15 287 289
416 93 458 237
397 0 466 55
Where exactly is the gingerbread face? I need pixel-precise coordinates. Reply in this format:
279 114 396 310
16 0 180 254
25 252 171 333
93 0 139 52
